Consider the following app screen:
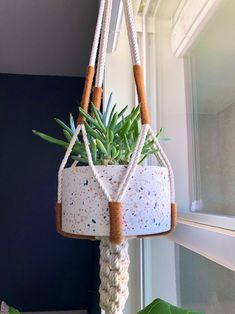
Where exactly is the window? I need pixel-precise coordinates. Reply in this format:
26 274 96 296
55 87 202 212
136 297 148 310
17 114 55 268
186 0 235 218
136 0 235 310
179 246 235 313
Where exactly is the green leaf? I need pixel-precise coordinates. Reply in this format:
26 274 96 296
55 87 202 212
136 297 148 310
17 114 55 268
33 130 82 156
71 155 87 164
138 154 149 164
79 107 104 133
91 104 106 132
109 112 118 130
90 138 97 163
103 92 113 126
118 105 128 118
120 119 132 135
107 104 117 127
129 106 140 121
9 306 20 314
63 129 72 142
111 145 118 159
54 118 73 135
132 119 139 141
137 298 205 314
70 114 76 133
96 139 108 156
108 129 114 143
84 121 105 144
124 134 131 153
114 107 139 133
32 130 69 148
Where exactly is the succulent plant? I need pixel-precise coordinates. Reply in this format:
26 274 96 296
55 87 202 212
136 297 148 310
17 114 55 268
33 94 161 165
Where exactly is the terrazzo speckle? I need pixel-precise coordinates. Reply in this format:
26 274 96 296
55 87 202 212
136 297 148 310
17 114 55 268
61 165 171 237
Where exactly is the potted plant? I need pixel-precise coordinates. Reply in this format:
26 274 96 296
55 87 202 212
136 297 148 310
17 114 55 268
33 94 175 243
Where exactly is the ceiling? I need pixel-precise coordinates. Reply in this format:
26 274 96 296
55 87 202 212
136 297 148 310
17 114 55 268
0 0 99 77
191 0 235 114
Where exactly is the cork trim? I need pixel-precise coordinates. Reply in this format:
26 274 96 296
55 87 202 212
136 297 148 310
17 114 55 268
133 64 150 125
92 87 103 110
137 203 177 238
77 66 95 125
109 201 123 245
55 203 96 240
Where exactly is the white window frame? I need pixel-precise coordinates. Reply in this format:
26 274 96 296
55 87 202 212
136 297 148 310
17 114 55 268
107 0 235 310
171 0 235 258
137 0 235 306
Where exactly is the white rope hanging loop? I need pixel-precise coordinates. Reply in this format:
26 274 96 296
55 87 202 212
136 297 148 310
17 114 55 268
89 0 106 67
95 0 113 88
57 0 176 226
122 0 141 65
56 1 177 314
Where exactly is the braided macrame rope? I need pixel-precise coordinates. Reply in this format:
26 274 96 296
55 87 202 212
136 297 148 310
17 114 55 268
89 0 106 67
58 124 157 204
99 238 130 314
123 0 141 65
57 124 81 203
56 1 176 314
116 124 149 201
148 127 175 202
81 125 112 201
95 0 113 88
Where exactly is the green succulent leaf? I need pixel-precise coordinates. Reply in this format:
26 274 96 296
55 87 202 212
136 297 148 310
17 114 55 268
70 114 76 133
32 130 69 148
54 118 73 135
118 105 128 118
79 107 104 133
63 129 72 142
96 139 108 156
91 103 106 131
33 94 162 166
84 121 105 144
107 103 117 127
104 92 113 126
109 112 118 130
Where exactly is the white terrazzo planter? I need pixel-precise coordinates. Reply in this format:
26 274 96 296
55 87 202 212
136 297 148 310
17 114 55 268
61 165 171 238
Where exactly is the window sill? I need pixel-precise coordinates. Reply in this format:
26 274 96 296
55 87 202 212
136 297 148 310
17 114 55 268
178 212 235 232
167 217 235 271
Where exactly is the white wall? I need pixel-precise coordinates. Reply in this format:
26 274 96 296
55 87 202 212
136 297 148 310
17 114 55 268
105 20 134 112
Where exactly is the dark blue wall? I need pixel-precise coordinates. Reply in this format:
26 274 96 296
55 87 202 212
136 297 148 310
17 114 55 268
0 74 100 313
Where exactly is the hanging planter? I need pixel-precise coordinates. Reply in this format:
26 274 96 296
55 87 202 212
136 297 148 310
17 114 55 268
33 0 177 313
59 164 172 239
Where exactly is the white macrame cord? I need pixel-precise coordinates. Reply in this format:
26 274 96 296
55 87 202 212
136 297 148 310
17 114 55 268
57 1 176 314
89 0 106 67
95 0 113 87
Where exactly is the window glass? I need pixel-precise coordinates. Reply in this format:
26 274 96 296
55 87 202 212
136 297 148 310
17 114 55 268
187 0 235 216
180 246 235 313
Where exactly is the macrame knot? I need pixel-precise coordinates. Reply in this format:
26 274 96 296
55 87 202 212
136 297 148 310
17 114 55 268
99 238 130 314
109 201 123 245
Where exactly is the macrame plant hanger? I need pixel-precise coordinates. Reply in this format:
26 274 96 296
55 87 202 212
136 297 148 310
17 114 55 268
56 0 177 313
